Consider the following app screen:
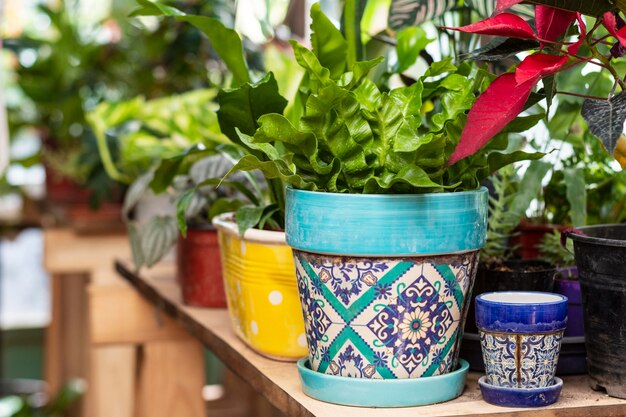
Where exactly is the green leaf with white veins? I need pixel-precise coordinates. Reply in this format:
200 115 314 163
141 215 178 268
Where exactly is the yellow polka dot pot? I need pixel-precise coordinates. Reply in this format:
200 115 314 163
213 213 307 361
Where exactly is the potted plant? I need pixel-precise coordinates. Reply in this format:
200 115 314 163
133 0 545 385
5 3 122 214
212 5 545 404
446 0 626 399
125 0 316 361
5 0 224 226
88 90 237 308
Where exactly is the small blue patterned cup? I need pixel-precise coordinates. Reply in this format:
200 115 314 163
475 291 568 388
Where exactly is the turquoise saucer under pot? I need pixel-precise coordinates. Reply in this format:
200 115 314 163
285 188 488 256
297 358 470 407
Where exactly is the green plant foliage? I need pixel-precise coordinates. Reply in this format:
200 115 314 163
138 1 544 235
394 27 433 73
88 89 228 184
225 44 543 194
481 165 519 261
481 161 552 261
388 0 458 31
564 167 587 226
131 0 250 85
538 229 575 267
216 74 288 146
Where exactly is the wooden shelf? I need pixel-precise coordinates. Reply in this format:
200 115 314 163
115 260 626 417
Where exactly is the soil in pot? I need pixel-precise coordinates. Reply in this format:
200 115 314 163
176 225 226 308
568 224 626 399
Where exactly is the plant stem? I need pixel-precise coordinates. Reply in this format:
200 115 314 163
267 178 285 229
590 46 626 90
555 90 608 101
591 35 612 46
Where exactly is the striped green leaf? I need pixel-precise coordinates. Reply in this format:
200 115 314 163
141 215 178 268
388 0 458 31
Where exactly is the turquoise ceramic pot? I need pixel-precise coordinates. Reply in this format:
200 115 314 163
285 188 488 380
286 188 487 256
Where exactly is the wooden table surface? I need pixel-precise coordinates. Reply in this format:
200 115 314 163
115 260 626 417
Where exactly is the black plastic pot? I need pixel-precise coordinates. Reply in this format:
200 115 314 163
567 224 626 399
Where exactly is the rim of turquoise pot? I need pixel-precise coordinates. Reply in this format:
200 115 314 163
285 187 488 256
296 357 469 407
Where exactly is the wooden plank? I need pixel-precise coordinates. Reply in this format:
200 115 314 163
135 338 205 417
44 273 90 417
90 345 136 417
44 274 63 395
88 282 190 345
43 228 133 417
44 228 129 274
115 260 626 417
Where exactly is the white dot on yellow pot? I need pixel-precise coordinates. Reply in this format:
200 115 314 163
251 321 259 335
297 333 307 347
268 290 283 305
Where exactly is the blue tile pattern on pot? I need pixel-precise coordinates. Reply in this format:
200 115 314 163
294 250 478 379
480 331 563 388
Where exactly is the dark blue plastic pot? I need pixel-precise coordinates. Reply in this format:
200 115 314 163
476 291 568 390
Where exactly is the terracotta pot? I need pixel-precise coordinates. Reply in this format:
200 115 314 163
44 165 91 205
65 201 125 233
176 226 227 308
510 220 565 260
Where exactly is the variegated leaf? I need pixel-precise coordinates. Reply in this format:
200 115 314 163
189 154 234 185
465 0 494 17
122 169 155 221
127 223 145 272
141 215 178 268
389 0 457 31
582 91 626 155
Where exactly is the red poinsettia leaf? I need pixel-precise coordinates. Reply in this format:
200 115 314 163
568 13 586 55
536 6 576 42
494 0 524 14
618 26 626 46
447 73 538 166
515 53 568 85
603 11 626 47
443 13 536 40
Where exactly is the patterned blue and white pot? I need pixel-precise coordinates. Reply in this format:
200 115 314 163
285 188 488 379
475 291 568 388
